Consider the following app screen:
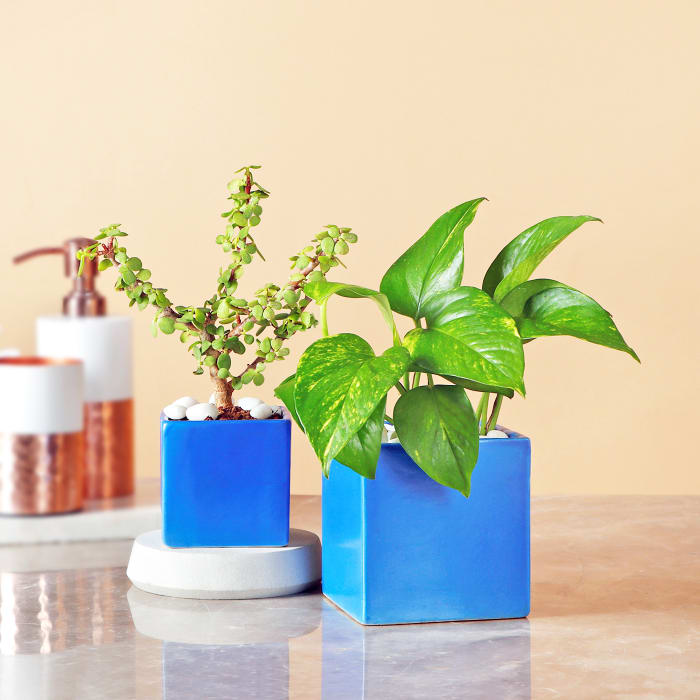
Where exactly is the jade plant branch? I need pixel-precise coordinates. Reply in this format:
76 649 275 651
77 166 358 410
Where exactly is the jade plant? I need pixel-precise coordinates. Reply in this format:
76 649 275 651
275 200 639 496
77 166 357 411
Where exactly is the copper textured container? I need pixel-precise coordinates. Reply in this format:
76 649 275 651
84 399 134 499
0 358 85 515
0 432 84 515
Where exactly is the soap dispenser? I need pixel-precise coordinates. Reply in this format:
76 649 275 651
14 239 134 499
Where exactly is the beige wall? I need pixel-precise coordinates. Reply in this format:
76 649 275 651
1 1 698 495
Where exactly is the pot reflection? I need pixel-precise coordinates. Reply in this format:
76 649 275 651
163 641 290 700
321 600 532 699
128 587 322 700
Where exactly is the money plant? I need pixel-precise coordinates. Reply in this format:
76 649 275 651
77 166 357 411
276 201 639 496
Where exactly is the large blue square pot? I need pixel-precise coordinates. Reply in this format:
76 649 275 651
161 414 291 547
322 428 531 625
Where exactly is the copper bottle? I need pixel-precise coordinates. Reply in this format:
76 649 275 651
14 240 134 500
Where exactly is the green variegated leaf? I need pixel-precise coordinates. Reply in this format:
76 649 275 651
334 397 386 479
273 373 303 430
380 198 486 319
394 385 479 497
483 215 601 302
440 374 515 398
303 280 400 345
515 286 640 361
403 287 525 395
295 334 410 475
499 279 572 317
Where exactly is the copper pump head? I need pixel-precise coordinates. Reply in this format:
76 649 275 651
14 238 106 317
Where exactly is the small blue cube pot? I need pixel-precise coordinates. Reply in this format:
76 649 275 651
322 428 531 625
160 414 291 548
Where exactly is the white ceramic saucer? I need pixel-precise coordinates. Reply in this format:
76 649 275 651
126 528 321 600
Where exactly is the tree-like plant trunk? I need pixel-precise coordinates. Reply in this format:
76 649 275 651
210 374 233 410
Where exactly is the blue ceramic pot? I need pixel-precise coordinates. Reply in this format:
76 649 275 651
160 415 291 547
322 428 531 625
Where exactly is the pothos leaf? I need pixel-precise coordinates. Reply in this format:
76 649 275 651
394 385 479 497
274 373 304 430
294 334 410 475
403 287 525 395
513 284 640 361
379 198 486 319
334 396 386 479
483 215 601 302
303 279 400 345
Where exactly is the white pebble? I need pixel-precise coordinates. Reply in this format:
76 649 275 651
173 396 198 409
236 396 264 411
208 393 217 405
382 423 397 443
163 404 186 420
250 403 274 420
485 429 509 439
186 403 218 421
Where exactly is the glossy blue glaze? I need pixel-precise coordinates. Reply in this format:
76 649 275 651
322 429 530 625
160 414 291 547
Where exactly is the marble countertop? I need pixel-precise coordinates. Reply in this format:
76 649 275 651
0 491 698 699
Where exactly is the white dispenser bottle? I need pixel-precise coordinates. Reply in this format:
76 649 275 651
15 238 134 499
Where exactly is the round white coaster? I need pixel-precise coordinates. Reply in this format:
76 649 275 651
126 528 321 600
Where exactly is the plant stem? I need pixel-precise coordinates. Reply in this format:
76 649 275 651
408 319 422 381
482 393 491 434
211 375 233 409
320 301 329 337
427 374 434 387
395 381 407 395
476 393 487 433
411 372 421 389
476 392 491 435
486 394 504 433
384 413 394 424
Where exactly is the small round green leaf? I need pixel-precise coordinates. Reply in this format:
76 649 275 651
158 316 175 334
217 353 231 370
120 267 136 285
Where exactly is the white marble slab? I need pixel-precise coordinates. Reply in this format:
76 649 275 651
0 484 161 545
